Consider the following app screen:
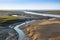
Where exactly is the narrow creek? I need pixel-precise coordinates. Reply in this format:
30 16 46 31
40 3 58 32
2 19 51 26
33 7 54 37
9 20 36 40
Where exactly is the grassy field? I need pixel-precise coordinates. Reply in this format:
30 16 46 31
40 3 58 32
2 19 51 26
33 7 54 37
44 12 60 14
0 16 20 22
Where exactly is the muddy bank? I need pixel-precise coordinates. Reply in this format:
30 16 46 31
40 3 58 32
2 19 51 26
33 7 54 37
0 19 27 40
0 19 27 27
0 28 18 40
20 19 60 40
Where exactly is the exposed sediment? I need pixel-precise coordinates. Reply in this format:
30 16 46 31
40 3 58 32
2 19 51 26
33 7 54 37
0 28 18 40
21 19 60 40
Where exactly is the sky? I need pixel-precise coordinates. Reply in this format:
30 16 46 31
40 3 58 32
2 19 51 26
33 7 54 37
0 0 60 10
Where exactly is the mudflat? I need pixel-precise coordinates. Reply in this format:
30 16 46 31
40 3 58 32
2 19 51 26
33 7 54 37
0 28 18 40
23 19 60 40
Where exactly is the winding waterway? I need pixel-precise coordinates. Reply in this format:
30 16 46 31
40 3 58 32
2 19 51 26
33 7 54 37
23 11 60 18
8 11 60 40
9 20 36 40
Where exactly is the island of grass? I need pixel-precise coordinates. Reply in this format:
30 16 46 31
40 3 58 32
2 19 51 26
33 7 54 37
0 16 20 22
0 16 24 27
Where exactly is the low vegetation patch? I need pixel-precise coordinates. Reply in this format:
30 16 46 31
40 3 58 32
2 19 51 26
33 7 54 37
0 16 20 22
44 12 60 14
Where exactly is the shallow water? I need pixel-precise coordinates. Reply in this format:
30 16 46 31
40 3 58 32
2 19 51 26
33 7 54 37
23 11 60 18
9 22 28 40
9 21 32 40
